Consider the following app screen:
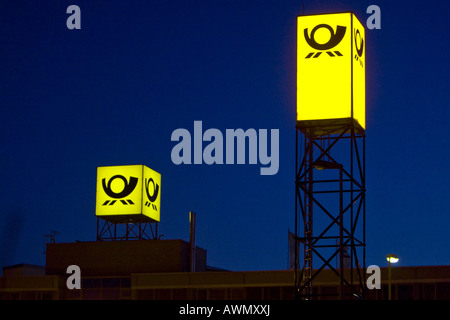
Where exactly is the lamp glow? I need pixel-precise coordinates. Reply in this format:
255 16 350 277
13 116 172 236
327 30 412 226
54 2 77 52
386 254 399 263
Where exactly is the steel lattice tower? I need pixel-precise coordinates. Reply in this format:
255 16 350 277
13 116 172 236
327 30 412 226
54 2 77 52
294 121 366 299
96 218 159 241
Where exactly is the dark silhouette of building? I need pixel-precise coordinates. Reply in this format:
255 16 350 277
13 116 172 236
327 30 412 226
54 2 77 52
1 239 449 300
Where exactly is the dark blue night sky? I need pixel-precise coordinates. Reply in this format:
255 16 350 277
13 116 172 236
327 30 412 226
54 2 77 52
0 0 449 272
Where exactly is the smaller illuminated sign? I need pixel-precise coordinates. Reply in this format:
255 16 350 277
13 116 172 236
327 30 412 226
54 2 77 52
95 165 161 222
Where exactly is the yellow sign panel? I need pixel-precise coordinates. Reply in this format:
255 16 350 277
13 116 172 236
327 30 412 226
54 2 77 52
352 14 365 130
142 165 161 222
297 12 365 131
95 165 161 222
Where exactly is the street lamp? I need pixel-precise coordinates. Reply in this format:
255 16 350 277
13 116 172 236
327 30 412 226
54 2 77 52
386 254 399 300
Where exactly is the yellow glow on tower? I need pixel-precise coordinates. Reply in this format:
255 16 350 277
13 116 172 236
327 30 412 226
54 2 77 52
297 12 365 132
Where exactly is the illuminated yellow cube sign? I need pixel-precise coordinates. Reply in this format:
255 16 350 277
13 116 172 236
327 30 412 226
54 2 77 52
95 165 161 223
297 12 365 132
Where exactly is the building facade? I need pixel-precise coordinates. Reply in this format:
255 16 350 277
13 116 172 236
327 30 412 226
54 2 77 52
1 240 449 300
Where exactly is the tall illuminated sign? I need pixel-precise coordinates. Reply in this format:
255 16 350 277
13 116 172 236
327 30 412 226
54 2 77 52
95 165 161 222
297 12 365 132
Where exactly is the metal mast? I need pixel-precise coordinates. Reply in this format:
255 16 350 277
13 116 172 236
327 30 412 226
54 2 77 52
295 121 366 299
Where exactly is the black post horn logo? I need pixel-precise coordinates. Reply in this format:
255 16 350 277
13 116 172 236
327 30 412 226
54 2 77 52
144 178 159 211
102 175 138 206
304 24 346 58
354 28 364 63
